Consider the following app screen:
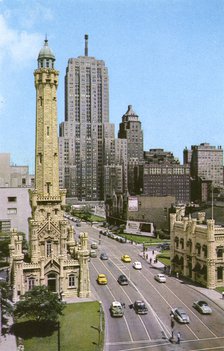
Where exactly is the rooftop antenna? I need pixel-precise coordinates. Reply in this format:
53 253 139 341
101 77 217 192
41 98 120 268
85 34 88 56
45 33 48 45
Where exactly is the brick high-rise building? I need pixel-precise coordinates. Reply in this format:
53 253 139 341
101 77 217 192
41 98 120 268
59 35 115 201
184 143 223 186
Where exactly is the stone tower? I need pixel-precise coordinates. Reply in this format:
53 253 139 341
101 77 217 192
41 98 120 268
10 39 90 301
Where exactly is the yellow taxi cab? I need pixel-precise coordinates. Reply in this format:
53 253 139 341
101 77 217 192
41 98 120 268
97 274 108 285
121 255 131 263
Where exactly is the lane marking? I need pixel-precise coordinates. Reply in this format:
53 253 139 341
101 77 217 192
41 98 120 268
91 261 134 342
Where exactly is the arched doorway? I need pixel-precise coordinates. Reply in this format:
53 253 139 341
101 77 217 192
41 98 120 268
47 272 57 292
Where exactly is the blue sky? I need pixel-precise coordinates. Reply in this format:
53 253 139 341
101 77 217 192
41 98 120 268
0 0 224 173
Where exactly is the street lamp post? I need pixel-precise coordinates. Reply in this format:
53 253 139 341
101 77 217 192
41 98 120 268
98 301 103 349
0 290 2 342
58 321 61 351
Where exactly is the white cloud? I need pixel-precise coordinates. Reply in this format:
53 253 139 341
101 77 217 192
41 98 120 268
0 14 42 67
20 3 54 29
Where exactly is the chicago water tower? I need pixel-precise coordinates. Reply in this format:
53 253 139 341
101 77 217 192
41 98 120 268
10 39 90 301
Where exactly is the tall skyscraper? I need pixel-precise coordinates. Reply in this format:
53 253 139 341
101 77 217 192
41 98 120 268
10 39 90 301
59 35 115 201
118 105 144 161
118 105 144 194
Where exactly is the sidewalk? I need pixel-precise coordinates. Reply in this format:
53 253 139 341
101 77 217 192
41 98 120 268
0 316 17 351
141 249 224 311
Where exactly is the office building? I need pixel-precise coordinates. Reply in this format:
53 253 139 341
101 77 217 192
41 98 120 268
184 143 223 186
0 153 33 187
118 105 144 194
59 35 115 201
142 149 190 204
0 187 31 235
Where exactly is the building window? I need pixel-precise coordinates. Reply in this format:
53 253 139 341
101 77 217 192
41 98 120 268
217 247 223 258
68 274 76 287
28 277 35 290
7 208 17 215
196 243 201 256
46 241 52 257
217 267 223 280
8 197 17 202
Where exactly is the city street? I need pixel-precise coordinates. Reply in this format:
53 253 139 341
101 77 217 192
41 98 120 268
76 221 224 351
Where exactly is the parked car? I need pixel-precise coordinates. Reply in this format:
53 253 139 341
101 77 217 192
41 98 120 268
154 273 166 283
100 252 108 260
161 243 170 250
193 300 212 314
90 250 97 258
171 307 190 323
133 261 142 270
132 300 148 315
97 274 108 285
110 301 124 317
117 274 128 286
91 242 98 249
121 255 131 263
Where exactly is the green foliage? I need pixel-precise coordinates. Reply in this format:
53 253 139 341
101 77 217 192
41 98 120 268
0 281 13 334
14 286 66 322
156 251 171 266
0 237 10 260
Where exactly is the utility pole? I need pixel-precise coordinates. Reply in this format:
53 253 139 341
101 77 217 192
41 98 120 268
58 321 61 351
98 301 102 349
0 290 2 341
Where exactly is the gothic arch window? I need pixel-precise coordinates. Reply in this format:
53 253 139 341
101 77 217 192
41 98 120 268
68 274 76 288
196 243 201 256
186 239 192 253
217 266 223 280
180 238 184 250
28 277 35 290
46 240 52 257
174 236 179 249
217 246 223 258
202 245 207 258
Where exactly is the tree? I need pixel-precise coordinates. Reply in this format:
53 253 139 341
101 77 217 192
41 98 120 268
14 286 66 322
0 281 13 335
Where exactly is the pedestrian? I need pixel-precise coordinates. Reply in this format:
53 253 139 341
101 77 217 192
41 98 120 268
149 258 152 264
176 272 179 279
177 332 181 344
222 291 224 299
152 250 154 255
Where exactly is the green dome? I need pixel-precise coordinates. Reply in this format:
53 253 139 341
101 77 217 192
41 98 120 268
38 39 55 60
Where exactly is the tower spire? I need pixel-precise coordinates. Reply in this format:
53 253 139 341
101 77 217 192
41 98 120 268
85 34 88 56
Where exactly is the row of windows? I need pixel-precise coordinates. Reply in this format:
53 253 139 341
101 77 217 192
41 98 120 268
27 273 77 291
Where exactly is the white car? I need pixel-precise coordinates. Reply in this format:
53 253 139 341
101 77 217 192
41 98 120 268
171 307 190 324
154 273 166 283
193 300 212 314
133 261 142 270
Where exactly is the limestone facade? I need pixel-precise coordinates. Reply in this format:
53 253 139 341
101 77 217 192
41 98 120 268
10 39 90 301
170 212 224 288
